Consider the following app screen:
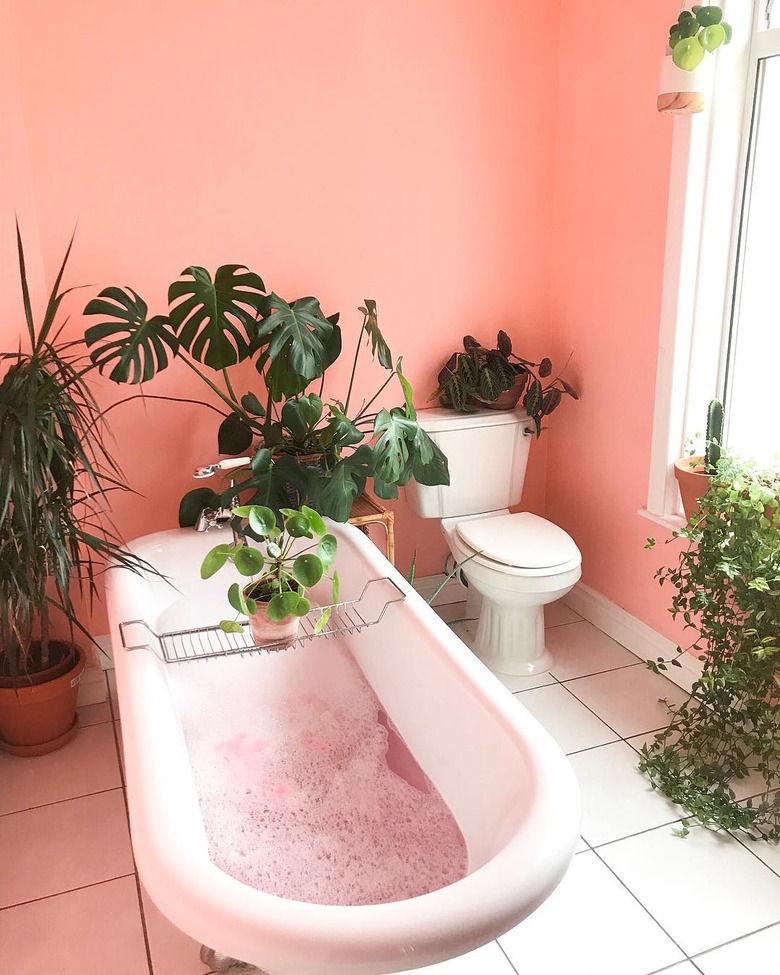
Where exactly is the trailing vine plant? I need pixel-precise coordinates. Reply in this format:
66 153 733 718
641 455 780 838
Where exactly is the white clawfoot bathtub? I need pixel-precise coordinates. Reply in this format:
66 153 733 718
106 523 579 975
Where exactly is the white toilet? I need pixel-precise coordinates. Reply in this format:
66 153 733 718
405 407 582 677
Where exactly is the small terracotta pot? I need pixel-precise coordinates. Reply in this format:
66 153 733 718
245 591 301 649
471 375 524 412
0 642 86 755
674 456 713 523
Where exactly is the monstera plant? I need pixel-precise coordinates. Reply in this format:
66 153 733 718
83 267 449 523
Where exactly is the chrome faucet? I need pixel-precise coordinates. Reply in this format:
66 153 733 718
192 457 251 543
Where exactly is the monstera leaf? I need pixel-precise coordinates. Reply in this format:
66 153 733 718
372 408 449 490
311 446 374 521
256 294 338 398
360 299 392 369
168 265 267 370
84 288 179 384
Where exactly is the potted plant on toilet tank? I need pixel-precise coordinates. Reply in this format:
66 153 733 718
431 330 578 435
201 504 339 648
0 228 148 755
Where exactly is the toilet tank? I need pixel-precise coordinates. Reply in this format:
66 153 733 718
406 407 534 519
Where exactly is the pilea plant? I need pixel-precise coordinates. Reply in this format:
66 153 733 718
668 5 733 71
201 504 338 638
431 331 578 435
641 455 780 838
83 275 449 524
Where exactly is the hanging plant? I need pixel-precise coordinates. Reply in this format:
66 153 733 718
641 455 780 838
658 5 733 115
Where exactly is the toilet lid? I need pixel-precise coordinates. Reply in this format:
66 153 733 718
455 512 579 569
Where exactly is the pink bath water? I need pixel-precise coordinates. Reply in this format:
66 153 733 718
167 641 468 905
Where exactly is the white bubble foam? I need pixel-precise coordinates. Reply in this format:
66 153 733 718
167 641 467 905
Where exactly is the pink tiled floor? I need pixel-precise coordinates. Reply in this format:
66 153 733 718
1 603 779 974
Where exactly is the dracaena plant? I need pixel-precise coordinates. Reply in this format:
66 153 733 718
83 271 449 523
1 227 149 679
432 331 578 435
641 454 780 839
200 504 338 632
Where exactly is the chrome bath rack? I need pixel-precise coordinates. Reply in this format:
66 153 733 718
118 577 405 665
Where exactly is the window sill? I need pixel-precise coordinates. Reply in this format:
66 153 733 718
637 507 686 535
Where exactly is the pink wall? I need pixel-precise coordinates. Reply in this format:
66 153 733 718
4 0 688 644
543 0 683 641
3 1 560 636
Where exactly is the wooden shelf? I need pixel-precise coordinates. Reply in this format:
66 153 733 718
348 494 395 565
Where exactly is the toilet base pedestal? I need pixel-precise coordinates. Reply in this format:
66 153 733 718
473 600 553 677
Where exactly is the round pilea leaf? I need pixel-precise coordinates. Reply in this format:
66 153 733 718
227 582 245 614
248 505 277 537
267 590 301 622
695 5 723 27
201 544 234 579
219 620 245 634
722 21 732 43
301 504 327 536
318 534 338 566
294 596 311 617
267 542 282 559
233 545 265 576
283 512 314 538
699 24 725 52
293 554 325 588
673 36 706 70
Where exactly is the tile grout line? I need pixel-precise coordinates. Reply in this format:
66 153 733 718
690 918 780 966
0 872 136 913
495 937 520 974
589 846 694 965
0 785 124 820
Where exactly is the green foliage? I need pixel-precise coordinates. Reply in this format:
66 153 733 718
640 455 780 839
705 398 723 475
84 275 448 524
1 227 150 678
201 505 339 632
432 331 578 437
668 5 732 71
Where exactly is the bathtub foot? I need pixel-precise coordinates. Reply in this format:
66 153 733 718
200 944 264 973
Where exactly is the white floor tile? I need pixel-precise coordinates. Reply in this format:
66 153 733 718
733 831 780 876
78 698 113 727
140 884 211 975
499 851 684 975
548 620 641 681
516 684 619 754
569 740 685 846
566 665 688 738
384 941 515 974
655 965 700 975
598 823 780 956
546 601 582 627
501 671 559 692
434 601 470 625
694 922 780 974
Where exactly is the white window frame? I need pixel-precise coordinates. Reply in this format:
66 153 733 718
643 1 778 529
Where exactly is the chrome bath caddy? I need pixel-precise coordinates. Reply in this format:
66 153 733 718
118 577 405 664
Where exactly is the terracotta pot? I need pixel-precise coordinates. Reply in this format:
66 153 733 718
674 456 712 522
0 642 86 756
245 591 301 650
470 375 524 412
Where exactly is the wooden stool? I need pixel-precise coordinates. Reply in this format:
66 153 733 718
348 494 395 565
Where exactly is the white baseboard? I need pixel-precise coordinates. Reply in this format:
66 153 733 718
412 573 467 607
564 583 703 693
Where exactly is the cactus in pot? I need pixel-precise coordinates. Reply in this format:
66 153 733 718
674 398 724 522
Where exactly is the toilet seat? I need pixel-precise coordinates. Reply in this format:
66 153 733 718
455 512 580 572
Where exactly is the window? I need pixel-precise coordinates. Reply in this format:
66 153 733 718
646 1 780 525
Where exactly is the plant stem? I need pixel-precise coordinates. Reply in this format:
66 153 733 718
353 373 395 422
343 319 366 415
